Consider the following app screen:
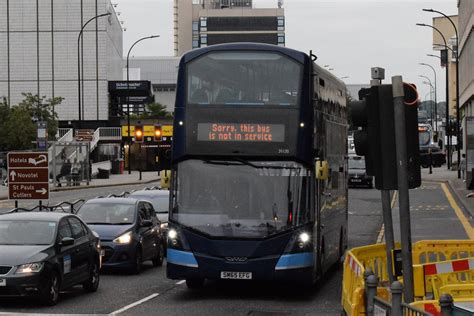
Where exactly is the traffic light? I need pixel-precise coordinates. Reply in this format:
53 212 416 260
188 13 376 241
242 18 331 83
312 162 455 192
135 124 144 143
154 124 162 142
350 83 421 190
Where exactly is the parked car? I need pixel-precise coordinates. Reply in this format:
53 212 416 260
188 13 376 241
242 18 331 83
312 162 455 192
348 155 373 188
0 212 101 305
76 198 164 273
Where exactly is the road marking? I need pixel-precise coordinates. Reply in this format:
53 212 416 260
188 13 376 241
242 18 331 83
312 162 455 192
440 183 474 239
176 280 186 285
110 293 159 315
376 191 398 243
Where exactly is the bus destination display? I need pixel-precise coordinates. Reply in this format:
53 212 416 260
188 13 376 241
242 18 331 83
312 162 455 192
197 123 285 142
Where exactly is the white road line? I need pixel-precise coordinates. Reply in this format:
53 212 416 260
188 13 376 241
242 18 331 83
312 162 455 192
176 280 186 285
110 293 159 315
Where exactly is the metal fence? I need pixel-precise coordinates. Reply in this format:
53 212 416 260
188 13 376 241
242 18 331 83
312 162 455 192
7 199 85 214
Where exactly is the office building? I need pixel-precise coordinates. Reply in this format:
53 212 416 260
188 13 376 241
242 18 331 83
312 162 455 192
0 0 123 122
173 0 285 56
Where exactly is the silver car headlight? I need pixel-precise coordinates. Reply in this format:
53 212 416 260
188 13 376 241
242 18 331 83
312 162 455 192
113 231 133 244
16 262 44 274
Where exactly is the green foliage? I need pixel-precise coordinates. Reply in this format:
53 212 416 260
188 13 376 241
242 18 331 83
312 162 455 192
0 93 63 151
131 102 173 120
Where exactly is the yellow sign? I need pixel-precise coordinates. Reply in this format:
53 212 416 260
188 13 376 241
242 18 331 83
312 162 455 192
122 125 173 137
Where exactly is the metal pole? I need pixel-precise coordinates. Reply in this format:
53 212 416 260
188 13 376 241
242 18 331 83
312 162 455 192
420 63 437 132
370 72 395 284
381 190 395 283
77 13 111 127
392 75 414 302
423 9 461 176
125 35 160 175
416 23 450 169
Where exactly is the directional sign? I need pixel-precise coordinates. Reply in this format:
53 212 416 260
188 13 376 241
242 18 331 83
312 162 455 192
8 152 49 200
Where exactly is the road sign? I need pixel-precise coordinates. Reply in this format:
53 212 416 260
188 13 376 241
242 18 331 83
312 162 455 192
8 152 49 200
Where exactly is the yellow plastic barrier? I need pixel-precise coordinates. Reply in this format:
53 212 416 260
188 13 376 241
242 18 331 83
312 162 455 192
342 243 399 315
342 240 474 316
160 170 171 189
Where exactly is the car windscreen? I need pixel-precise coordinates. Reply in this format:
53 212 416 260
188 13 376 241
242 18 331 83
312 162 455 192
0 220 56 245
77 203 136 225
348 157 366 169
129 195 169 214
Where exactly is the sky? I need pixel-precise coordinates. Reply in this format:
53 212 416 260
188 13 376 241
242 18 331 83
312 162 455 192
116 0 458 103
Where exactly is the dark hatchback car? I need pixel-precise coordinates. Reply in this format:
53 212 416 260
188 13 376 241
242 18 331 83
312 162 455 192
128 190 169 235
0 212 101 305
348 155 373 188
76 198 164 273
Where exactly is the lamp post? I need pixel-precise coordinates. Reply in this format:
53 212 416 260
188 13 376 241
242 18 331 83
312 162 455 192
77 12 111 125
420 77 434 126
416 23 451 169
420 63 438 132
126 35 160 174
423 8 461 178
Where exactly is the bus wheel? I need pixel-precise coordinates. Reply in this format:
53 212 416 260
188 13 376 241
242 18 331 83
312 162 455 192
186 278 205 289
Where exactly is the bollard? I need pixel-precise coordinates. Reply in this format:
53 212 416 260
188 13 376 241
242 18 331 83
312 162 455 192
391 281 403 316
366 274 378 316
439 294 453 316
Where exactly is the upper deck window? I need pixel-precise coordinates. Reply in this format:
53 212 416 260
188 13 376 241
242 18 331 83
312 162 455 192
187 51 302 106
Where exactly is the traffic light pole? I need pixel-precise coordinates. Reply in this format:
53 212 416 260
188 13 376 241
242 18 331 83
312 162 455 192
392 76 414 302
371 70 395 284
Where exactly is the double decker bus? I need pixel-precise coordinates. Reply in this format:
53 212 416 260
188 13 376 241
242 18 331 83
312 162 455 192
167 43 348 288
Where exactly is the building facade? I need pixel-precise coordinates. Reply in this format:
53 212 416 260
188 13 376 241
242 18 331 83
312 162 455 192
125 57 180 112
432 15 459 117
0 0 123 122
173 0 285 56
459 0 474 174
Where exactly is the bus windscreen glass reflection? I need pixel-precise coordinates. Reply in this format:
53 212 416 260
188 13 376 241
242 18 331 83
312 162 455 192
172 160 311 238
187 52 302 106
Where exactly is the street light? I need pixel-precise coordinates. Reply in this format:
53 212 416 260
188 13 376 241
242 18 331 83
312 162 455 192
77 12 111 125
126 35 160 174
416 22 451 169
420 75 434 126
424 8 461 178
420 63 438 132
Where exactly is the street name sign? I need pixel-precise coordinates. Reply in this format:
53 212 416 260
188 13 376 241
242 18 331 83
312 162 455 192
8 152 49 200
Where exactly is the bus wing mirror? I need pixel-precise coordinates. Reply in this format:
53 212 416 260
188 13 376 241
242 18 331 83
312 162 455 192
316 160 329 180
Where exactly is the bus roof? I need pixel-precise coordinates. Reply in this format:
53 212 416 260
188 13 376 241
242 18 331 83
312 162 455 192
180 43 308 65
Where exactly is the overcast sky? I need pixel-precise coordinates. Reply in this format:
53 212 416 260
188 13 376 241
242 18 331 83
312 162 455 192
117 0 458 102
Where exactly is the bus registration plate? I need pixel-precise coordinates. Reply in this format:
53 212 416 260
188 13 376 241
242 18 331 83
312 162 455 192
220 271 252 280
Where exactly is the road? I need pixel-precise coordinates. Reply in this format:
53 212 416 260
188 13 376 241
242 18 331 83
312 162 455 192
2 181 470 315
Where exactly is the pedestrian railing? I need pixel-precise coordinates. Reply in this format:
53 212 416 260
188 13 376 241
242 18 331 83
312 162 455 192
6 199 85 215
98 127 122 141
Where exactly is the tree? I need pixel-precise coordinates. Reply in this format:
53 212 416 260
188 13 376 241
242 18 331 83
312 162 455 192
16 93 64 140
0 93 63 151
3 106 36 150
132 102 173 120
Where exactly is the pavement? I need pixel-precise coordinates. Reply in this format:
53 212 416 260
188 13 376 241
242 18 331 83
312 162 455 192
0 171 160 200
421 166 474 217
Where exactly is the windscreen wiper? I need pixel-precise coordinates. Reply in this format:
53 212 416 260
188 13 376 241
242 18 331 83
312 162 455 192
233 158 302 170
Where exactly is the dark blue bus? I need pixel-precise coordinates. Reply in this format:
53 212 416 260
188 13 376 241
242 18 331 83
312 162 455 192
167 43 348 288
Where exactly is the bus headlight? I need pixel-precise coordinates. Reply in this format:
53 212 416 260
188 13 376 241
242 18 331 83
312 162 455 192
168 229 177 239
298 232 311 249
167 227 191 251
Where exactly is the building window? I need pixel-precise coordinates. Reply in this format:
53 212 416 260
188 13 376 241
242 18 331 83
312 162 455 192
200 17 207 31
192 21 199 33
200 35 208 45
277 34 285 44
192 40 199 48
277 16 285 31
192 0 201 4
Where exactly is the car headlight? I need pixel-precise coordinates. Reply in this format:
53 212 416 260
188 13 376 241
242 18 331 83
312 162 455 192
168 229 177 239
16 262 44 274
160 222 168 230
113 231 133 244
